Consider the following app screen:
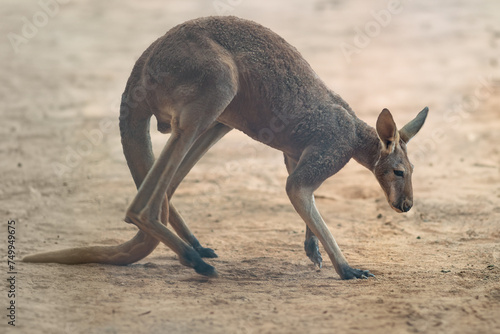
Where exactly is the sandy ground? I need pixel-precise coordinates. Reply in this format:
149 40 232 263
2 0 500 333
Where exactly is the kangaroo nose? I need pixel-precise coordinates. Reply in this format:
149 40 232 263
401 200 412 212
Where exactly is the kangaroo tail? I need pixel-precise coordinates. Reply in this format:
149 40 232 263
22 231 157 265
24 69 162 265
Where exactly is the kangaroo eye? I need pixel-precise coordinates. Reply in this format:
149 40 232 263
394 170 404 177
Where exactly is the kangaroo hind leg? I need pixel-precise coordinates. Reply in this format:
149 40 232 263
125 78 236 276
166 122 232 258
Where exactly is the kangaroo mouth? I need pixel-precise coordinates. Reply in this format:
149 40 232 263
380 188 412 213
390 204 404 213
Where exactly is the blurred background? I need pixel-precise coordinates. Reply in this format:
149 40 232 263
1 1 499 333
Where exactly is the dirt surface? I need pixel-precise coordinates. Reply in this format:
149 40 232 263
2 1 500 333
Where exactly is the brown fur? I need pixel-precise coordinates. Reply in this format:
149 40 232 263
23 16 428 280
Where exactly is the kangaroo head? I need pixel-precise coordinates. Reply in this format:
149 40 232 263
373 107 428 213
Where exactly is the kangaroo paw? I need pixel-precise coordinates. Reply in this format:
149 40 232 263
339 265 375 280
304 236 323 268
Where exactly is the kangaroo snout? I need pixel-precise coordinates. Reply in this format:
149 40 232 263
393 199 412 213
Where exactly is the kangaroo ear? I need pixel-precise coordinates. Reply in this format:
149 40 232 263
399 106 429 143
376 108 399 153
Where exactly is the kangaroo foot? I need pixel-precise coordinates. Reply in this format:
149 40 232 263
304 236 323 268
189 239 218 258
181 248 219 277
126 211 218 277
194 245 218 258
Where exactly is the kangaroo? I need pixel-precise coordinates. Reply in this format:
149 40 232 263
23 16 428 280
